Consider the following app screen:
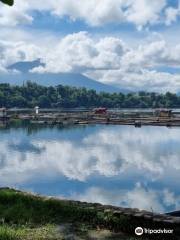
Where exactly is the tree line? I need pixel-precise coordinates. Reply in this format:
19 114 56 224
0 81 179 108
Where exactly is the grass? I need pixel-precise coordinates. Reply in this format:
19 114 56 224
0 225 143 240
0 225 59 240
0 188 137 239
0 188 98 225
0 225 20 240
0 188 132 229
0 188 178 240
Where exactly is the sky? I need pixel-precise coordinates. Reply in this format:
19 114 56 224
1 0 180 92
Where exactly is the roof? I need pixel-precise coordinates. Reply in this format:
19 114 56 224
155 109 172 112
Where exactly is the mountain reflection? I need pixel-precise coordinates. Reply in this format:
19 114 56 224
0 124 179 213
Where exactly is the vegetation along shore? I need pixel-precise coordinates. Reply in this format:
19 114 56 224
0 188 179 239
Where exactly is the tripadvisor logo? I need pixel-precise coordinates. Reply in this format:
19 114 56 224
135 227 174 236
135 227 144 236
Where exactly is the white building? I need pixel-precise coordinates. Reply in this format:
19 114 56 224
35 106 39 115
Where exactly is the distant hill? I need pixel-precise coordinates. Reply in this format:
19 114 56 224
8 59 45 73
4 60 129 93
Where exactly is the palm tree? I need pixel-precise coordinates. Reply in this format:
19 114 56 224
0 0 14 6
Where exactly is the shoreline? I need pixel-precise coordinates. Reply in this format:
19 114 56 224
0 188 179 239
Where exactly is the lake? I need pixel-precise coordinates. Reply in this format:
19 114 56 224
0 123 179 213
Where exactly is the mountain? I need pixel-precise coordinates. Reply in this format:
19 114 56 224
8 59 45 73
3 60 128 93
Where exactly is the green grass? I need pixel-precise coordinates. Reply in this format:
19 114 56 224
0 188 131 229
0 188 137 239
0 188 178 240
0 226 19 240
0 224 144 240
0 188 98 225
0 225 59 240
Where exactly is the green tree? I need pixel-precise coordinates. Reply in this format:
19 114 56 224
38 95 51 108
10 96 27 108
0 0 14 6
0 82 180 109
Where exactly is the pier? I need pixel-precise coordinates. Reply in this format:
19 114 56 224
2 108 180 127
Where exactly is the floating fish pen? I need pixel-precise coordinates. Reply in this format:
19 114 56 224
5 108 180 127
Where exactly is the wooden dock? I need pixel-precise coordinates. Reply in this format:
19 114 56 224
5 109 180 127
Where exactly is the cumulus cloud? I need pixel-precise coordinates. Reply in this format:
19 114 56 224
0 0 178 29
30 33 180 92
165 0 180 26
81 36 180 92
124 0 167 30
1 0 180 91
0 40 41 70
2 30 180 91
0 1 32 26
32 32 127 74
88 68 180 92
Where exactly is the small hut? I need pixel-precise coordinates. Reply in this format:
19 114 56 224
94 107 107 114
155 109 172 118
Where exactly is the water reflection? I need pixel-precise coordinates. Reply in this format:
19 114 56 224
72 185 180 213
0 124 179 213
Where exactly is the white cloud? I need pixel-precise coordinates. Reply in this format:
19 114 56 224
165 0 180 26
2 30 180 91
1 0 180 91
89 69 180 92
84 38 180 92
52 0 125 26
0 0 178 29
31 32 127 73
0 1 32 26
165 7 179 25
0 39 42 71
29 33 180 92
124 0 167 30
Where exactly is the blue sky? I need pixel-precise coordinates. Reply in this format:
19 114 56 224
1 0 180 92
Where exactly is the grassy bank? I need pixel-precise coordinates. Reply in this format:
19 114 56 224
0 188 178 239
0 188 131 228
0 188 133 239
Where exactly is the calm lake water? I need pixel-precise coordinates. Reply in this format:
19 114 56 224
0 123 179 213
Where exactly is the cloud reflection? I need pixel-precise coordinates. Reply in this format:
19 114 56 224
71 184 180 213
0 126 180 184
0 125 180 212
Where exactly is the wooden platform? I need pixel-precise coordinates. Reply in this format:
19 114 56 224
5 110 180 127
